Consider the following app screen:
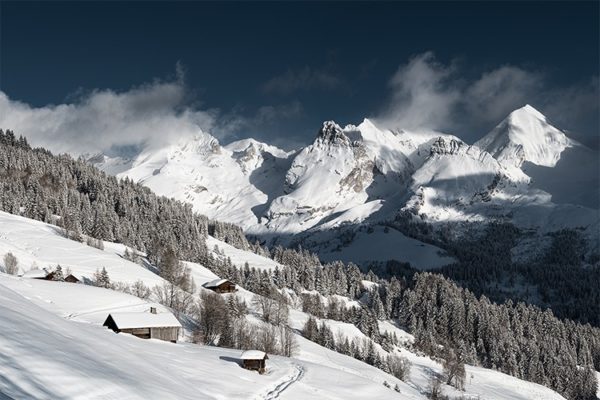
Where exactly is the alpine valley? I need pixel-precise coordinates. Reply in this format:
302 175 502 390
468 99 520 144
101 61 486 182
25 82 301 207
0 104 599 400
2 2 599 399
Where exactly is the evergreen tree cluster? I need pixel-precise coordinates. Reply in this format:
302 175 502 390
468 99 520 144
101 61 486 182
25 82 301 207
401 273 599 400
302 315 410 381
0 129 248 269
392 215 600 327
237 244 599 399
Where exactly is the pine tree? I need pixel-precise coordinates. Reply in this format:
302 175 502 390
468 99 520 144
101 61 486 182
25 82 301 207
2 252 18 275
302 316 319 342
94 267 111 288
53 265 64 281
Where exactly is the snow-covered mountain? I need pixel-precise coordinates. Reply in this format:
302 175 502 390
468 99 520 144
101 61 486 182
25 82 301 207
475 104 572 168
90 105 599 266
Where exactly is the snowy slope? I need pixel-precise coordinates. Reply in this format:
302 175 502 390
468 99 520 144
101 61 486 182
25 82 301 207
0 276 166 325
0 276 416 400
0 274 567 400
0 211 164 286
207 235 282 272
0 213 416 399
85 153 134 176
473 105 599 211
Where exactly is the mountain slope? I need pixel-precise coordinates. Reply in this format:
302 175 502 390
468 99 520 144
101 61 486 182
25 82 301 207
106 132 294 230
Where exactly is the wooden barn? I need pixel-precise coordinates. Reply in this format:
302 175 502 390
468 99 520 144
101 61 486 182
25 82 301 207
20 269 80 283
103 309 182 343
43 271 80 283
203 278 236 293
63 274 80 283
240 350 269 374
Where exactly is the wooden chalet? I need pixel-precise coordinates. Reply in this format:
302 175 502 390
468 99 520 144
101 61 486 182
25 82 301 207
203 278 236 293
240 350 269 373
103 308 182 343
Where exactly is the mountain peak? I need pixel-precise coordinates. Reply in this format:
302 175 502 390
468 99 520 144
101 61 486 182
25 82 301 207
512 104 546 120
225 138 289 159
177 132 221 155
316 120 349 145
475 106 571 168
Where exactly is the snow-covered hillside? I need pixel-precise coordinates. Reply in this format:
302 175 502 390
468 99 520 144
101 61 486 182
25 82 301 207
89 105 599 266
0 211 569 400
0 276 413 400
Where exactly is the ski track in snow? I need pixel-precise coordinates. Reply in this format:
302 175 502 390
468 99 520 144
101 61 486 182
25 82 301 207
258 364 304 400
65 301 150 319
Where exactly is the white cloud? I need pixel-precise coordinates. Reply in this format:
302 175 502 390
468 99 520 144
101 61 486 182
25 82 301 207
375 52 598 142
262 67 341 95
0 79 218 155
464 66 543 125
377 52 461 131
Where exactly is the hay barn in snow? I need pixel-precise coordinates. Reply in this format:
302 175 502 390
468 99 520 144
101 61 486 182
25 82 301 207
240 350 268 373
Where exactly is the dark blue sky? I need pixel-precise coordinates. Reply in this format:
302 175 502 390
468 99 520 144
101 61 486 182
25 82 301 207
1 1 598 148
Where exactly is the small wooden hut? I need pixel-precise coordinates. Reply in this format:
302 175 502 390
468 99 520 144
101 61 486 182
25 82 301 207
203 278 236 293
240 350 268 373
103 309 182 343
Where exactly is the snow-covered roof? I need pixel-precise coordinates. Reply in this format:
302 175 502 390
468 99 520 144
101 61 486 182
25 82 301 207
203 278 231 288
106 312 182 329
21 269 48 279
240 350 268 360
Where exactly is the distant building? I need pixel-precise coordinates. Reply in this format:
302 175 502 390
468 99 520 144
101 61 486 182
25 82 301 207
20 268 80 283
203 278 236 293
63 274 80 283
103 308 182 343
240 350 268 373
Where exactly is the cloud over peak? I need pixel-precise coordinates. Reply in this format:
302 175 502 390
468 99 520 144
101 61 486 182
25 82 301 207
0 79 218 155
380 51 461 131
375 52 598 142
